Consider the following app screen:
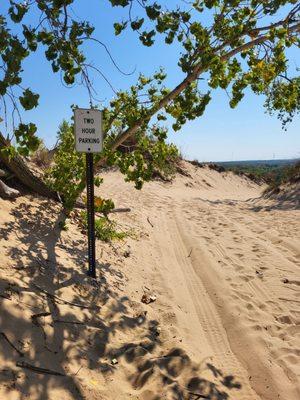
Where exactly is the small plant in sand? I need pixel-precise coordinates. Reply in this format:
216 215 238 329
58 220 69 231
79 211 131 242
93 196 115 217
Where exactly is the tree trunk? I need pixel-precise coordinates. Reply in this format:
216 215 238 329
0 132 58 200
0 178 20 199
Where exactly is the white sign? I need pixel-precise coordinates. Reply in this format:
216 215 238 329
74 108 103 153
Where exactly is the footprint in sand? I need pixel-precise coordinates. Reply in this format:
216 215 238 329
240 274 254 282
235 253 244 259
276 315 293 325
237 292 252 302
234 264 244 272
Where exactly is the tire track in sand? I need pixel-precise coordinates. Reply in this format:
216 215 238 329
151 206 260 400
172 202 299 400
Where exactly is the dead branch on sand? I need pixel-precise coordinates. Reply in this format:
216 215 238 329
0 332 24 357
16 361 65 376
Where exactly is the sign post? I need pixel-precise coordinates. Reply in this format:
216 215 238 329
74 108 103 278
85 152 96 277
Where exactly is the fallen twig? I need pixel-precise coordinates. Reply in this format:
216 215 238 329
31 312 51 326
16 361 65 376
95 208 131 216
188 392 210 399
54 319 85 325
35 258 54 271
75 200 131 214
110 208 131 214
32 284 99 311
0 332 24 357
147 217 154 228
0 293 11 300
187 248 193 258
73 365 83 376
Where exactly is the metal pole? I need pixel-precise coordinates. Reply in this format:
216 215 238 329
86 152 96 278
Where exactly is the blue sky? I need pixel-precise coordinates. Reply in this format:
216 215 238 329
1 0 299 161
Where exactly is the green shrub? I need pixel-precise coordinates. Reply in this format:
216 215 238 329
94 197 115 216
80 211 131 242
46 118 179 211
45 120 85 210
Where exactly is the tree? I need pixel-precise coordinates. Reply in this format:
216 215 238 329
0 0 299 203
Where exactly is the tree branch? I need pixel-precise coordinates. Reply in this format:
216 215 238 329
72 20 300 199
99 21 300 159
249 5 300 35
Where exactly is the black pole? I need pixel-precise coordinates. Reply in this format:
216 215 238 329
86 152 96 278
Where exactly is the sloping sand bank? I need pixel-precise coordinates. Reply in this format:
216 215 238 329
0 162 299 399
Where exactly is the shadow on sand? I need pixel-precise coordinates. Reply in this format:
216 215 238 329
0 199 242 399
195 188 299 212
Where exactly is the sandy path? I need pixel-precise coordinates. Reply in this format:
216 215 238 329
153 210 260 400
0 163 298 400
101 163 300 400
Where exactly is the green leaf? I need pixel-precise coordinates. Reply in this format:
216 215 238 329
139 30 156 47
145 4 161 20
9 3 28 23
0 145 16 160
94 176 103 187
131 18 144 31
110 0 130 7
114 22 127 35
19 89 39 110
63 72 75 85
0 81 8 96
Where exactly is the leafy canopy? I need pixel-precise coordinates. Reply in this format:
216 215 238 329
0 1 299 162
109 0 300 129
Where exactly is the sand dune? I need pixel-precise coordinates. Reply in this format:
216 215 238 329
0 162 299 399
